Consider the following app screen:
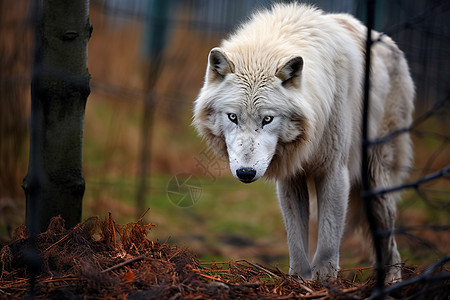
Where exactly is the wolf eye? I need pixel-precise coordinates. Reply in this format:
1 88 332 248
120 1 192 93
227 113 238 124
262 116 274 126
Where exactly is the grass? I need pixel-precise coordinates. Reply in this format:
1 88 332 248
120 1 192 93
82 171 289 266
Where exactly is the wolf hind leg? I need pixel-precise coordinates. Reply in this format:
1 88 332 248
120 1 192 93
366 193 402 282
366 146 403 282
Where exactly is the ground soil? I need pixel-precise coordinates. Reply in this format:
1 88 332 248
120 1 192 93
0 215 448 299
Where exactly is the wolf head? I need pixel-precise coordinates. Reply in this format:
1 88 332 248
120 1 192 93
193 48 315 183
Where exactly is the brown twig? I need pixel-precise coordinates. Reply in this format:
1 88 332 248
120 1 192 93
236 259 281 279
101 254 146 273
136 207 151 223
198 273 229 283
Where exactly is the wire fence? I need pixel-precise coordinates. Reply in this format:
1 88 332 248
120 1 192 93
361 1 448 296
0 0 449 298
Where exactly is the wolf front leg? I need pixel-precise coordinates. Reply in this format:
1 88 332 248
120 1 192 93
311 167 350 282
277 174 311 279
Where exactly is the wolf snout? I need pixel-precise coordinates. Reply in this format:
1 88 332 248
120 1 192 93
236 167 257 183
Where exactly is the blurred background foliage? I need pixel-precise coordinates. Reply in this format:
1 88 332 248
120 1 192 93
1 0 448 277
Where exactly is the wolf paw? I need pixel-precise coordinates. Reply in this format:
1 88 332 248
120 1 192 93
311 263 338 282
288 264 312 280
385 265 402 283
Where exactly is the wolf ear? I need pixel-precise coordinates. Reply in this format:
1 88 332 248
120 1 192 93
276 56 303 88
207 48 234 83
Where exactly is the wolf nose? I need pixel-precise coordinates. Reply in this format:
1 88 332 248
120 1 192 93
236 168 256 183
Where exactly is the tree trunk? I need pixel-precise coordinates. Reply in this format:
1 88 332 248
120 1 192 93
23 0 92 233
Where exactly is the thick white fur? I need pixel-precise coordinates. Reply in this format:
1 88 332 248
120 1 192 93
193 3 414 282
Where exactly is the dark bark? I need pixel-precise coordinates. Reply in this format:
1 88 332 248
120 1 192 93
23 0 92 232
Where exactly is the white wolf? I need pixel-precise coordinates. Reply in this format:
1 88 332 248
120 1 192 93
193 3 414 282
